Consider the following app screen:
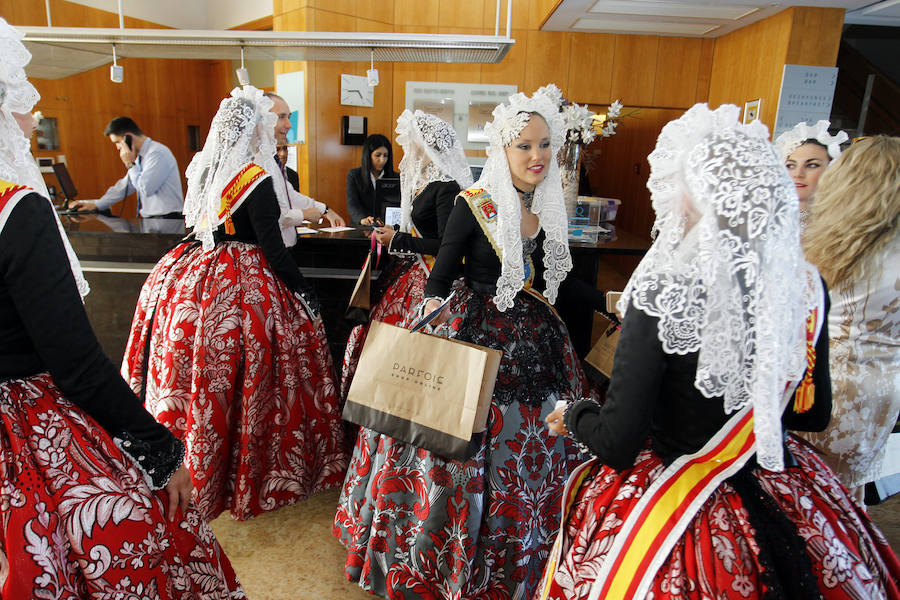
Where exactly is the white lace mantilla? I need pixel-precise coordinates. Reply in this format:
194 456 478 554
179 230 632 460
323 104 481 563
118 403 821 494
395 109 472 233
0 18 89 298
619 103 814 471
184 86 286 251
476 83 571 311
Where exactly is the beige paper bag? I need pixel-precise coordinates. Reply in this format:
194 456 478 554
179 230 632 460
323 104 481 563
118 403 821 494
345 251 372 323
343 321 502 459
585 314 620 378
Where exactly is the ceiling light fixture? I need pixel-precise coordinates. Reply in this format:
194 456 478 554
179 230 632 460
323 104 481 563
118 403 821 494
236 46 250 86
109 43 123 83
367 48 379 87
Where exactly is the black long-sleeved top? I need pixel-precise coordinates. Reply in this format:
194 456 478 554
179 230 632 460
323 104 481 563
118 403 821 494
389 181 460 256
0 192 183 488
424 195 548 299
346 166 399 226
213 176 311 298
565 294 832 470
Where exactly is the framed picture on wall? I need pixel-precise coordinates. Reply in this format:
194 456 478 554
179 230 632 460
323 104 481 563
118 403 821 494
743 99 761 124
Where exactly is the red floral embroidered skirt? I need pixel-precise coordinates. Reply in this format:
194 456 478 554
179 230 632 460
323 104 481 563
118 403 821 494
541 436 900 600
334 286 589 599
0 373 245 599
122 241 347 521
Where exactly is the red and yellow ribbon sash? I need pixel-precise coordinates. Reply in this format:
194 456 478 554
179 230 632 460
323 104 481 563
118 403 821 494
793 307 819 413
0 179 32 235
409 223 435 272
540 276 826 600
218 163 266 234
462 187 541 297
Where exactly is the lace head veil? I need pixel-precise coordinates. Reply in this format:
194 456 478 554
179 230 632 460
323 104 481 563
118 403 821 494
184 86 285 251
0 17 90 297
395 109 473 232
619 103 814 471
477 84 571 311
774 120 848 161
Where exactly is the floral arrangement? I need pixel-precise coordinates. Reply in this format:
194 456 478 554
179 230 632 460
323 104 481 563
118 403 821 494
562 99 623 145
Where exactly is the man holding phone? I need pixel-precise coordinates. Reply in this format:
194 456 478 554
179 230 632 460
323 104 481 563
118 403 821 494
70 117 183 218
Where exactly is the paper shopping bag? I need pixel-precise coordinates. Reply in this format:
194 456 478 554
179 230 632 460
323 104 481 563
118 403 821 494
343 320 502 460
345 250 372 324
585 314 620 379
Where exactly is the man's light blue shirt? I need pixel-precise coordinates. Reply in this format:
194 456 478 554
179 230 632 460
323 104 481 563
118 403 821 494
96 137 184 217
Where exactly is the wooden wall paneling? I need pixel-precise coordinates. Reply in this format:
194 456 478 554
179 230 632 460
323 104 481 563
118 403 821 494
310 6 356 31
390 26 439 124
707 9 792 129
394 0 439 27
316 61 366 212
482 0 530 31
610 35 659 106
358 18 397 157
309 0 356 16
785 7 844 66
566 33 614 105
694 38 716 103
523 30 572 96
439 0 486 29
528 0 559 30
356 0 394 26
582 107 683 239
480 28 528 86
652 37 703 109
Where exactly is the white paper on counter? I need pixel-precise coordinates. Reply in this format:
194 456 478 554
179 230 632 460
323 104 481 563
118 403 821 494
295 226 318 235
318 226 355 232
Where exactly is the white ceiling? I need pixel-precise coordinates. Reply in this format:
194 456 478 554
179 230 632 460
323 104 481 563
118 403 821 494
64 0 273 31
58 0 900 37
543 0 900 37
22 0 899 80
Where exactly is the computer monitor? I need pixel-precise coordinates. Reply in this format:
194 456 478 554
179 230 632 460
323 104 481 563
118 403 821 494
376 177 401 226
52 163 78 205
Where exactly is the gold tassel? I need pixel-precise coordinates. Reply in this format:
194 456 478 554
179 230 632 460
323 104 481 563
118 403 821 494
793 308 818 413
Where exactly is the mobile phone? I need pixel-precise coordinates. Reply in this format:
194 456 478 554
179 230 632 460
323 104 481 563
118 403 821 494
124 134 133 150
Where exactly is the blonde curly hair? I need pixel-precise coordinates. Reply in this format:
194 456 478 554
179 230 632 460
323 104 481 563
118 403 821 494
803 135 900 287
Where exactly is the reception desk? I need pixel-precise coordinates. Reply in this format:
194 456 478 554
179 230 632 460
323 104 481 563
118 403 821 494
61 213 649 366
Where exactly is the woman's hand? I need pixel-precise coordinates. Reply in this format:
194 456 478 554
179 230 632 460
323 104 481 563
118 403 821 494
360 216 380 226
545 405 569 436
374 225 395 245
422 298 451 327
163 465 193 521
322 210 346 227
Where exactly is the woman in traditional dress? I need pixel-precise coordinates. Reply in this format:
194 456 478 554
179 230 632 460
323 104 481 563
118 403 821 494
800 136 900 504
121 87 347 522
539 103 900 600
339 109 473 399
0 18 245 597
775 120 847 230
334 86 589 599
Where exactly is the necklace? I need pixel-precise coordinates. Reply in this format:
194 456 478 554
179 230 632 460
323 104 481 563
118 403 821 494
513 184 534 212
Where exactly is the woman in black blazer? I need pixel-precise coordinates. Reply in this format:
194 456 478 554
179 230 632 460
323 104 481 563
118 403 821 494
346 133 398 225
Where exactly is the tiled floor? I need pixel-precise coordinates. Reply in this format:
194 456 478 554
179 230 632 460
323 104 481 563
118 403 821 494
210 487 899 600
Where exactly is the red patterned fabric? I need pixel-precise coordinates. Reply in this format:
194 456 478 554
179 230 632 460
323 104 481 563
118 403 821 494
340 259 427 401
541 437 900 600
0 373 245 599
122 241 347 521
335 287 589 599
